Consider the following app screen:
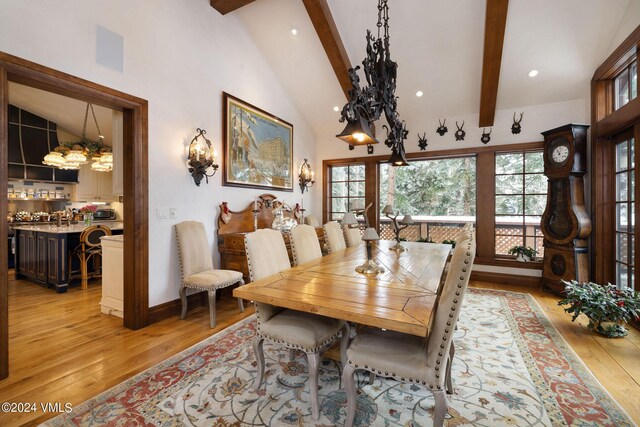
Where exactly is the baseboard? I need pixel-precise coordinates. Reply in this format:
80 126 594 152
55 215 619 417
471 270 542 288
148 292 207 324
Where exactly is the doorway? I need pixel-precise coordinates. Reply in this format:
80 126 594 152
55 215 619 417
0 51 149 379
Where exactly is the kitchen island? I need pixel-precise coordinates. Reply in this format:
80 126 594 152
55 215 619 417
13 222 123 293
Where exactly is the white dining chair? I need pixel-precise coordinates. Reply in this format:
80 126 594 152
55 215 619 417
175 221 244 328
343 226 362 247
304 215 321 227
289 224 323 266
342 237 476 427
245 228 350 420
323 221 347 253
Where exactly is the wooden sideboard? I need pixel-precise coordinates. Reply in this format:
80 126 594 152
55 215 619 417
216 194 325 283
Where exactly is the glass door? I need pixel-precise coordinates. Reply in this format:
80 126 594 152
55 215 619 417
615 136 635 290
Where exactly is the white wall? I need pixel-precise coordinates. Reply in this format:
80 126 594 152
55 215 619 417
607 0 640 56
0 0 317 306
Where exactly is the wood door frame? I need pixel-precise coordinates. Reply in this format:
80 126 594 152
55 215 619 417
0 51 149 380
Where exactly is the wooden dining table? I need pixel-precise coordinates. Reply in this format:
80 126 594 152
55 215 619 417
233 240 451 337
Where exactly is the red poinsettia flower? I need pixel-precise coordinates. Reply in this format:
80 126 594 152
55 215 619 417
617 301 625 307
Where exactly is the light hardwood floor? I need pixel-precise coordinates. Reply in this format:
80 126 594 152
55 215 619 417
1 274 639 426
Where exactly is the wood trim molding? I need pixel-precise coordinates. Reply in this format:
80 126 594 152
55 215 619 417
0 50 149 378
149 292 208 324
479 0 509 127
323 141 543 166
474 257 543 270
302 0 351 99
0 66 8 380
471 270 541 288
209 0 257 15
475 152 495 259
590 26 640 285
595 97 640 138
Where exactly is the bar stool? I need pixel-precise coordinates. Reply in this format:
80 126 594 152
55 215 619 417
69 225 111 290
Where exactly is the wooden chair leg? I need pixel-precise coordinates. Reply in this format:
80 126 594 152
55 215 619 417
236 279 245 313
433 390 447 427
179 287 188 320
207 289 217 328
80 251 88 290
446 342 455 394
308 352 321 420
368 371 375 385
252 337 265 391
342 363 357 427
340 323 350 366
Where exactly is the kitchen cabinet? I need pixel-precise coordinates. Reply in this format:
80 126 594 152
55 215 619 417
14 223 124 293
100 235 124 317
72 163 115 201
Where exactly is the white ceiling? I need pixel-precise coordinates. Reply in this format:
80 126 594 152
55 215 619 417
8 82 115 145
236 0 632 139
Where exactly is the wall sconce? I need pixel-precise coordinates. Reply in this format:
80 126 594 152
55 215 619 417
187 128 218 186
298 158 315 193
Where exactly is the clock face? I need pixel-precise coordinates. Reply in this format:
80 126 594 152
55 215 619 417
552 145 569 163
548 137 571 167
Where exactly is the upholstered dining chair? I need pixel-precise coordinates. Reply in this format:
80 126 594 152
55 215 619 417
289 224 323 266
342 237 476 427
304 215 321 227
245 228 350 420
323 221 347 253
69 224 112 290
343 226 362 247
175 221 244 328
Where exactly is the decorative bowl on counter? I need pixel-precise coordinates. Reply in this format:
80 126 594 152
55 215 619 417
15 211 32 222
31 212 50 222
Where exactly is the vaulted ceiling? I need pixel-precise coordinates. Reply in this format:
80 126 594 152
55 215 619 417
226 0 631 140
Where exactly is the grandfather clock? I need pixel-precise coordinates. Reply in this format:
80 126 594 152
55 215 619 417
540 124 592 295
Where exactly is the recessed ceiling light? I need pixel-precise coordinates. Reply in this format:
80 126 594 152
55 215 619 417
333 106 340 112
416 90 423 97
290 27 299 36
528 69 539 77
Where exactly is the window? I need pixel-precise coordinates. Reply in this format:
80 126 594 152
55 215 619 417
615 138 635 290
328 164 365 221
615 59 637 110
495 151 547 257
379 157 476 242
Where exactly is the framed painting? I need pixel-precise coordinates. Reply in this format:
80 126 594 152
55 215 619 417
222 92 293 191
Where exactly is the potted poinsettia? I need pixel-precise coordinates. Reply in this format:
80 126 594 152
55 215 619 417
558 280 640 337
508 245 537 262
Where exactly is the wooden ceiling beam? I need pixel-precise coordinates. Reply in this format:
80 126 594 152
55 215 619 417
302 0 351 99
479 0 509 127
209 0 257 15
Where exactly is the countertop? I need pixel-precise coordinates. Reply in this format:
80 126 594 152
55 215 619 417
11 222 124 234
101 235 124 242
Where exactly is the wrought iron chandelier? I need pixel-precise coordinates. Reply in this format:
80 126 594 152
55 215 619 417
336 0 409 166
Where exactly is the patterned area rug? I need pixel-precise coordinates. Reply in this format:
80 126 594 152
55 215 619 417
44 289 634 426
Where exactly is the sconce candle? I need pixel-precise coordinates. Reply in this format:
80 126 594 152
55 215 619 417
187 128 218 186
355 227 385 274
298 158 315 193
